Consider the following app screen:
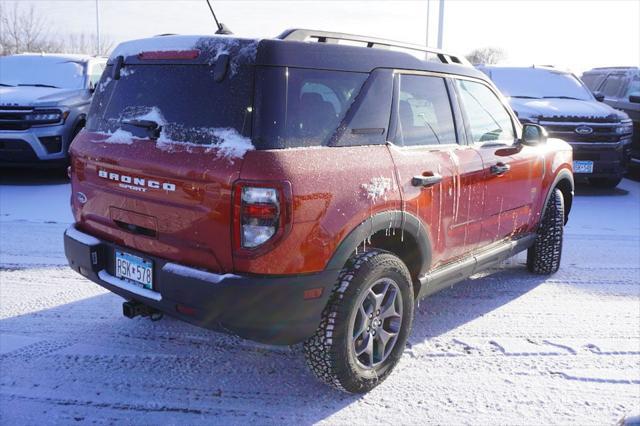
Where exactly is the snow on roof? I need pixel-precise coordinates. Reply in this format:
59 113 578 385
109 34 258 61
16 53 99 62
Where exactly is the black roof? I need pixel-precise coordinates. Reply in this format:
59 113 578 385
110 29 487 81
256 38 486 80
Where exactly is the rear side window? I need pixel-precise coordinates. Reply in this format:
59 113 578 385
455 79 515 144
393 74 456 146
254 67 367 149
87 64 253 144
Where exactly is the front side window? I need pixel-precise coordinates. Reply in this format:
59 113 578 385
600 74 625 97
394 74 456 146
455 79 515 144
624 73 640 97
581 73 606 92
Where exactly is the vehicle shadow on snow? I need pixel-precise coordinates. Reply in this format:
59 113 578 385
574 181 629 196
0 291 363 423
0 262 549 423
0 167 68 185
409 261 547 344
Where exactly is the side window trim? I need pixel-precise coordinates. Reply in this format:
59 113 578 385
453 76 520 146
445 77 470 146
387 70 461 148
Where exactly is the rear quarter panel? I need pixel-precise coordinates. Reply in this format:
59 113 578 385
237 145 400 274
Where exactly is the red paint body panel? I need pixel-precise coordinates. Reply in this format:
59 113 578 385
236 145 400 274
70 130 241 272
71 128 572 277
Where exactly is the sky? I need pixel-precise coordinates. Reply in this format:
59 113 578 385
4 0 640 73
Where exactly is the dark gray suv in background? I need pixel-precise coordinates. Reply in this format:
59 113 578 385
479 66 633 188
0 54 106 168
581 66 640 169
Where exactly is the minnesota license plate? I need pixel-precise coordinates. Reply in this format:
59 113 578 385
115 251 153 290
573 160 594 174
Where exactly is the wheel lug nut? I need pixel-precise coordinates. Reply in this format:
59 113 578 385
376 310 380 315
372 330 376 336
369 314 373 318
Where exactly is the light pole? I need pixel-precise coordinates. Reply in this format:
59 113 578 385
95 0 101 55
437 0 444 49
426 0 431 47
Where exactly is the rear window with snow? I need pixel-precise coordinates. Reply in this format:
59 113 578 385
87 63 253 146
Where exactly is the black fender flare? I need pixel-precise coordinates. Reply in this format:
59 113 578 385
325 210 432 277
539 169 574 226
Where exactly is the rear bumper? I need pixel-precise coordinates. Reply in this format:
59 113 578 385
64 225 338 345
569 140 631 178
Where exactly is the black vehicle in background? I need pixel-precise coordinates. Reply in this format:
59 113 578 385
479 66 634 188
581 67 640 169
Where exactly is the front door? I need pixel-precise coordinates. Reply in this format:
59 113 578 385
453 78 545 245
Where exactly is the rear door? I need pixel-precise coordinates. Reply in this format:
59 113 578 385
453 77 545 245
388 72 486 269
70 45 255 273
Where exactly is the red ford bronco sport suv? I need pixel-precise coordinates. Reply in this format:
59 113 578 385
64 30 574 393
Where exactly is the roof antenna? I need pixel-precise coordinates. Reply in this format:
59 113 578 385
206 0 233 35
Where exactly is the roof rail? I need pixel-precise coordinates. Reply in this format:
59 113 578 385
591 66 638 70
276 28 470 66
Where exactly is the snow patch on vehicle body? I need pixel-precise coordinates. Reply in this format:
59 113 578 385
156 127 255 161
103 129 134 144
361 177 393 202
92 106 255 161
97 77 111 93
134 106 167 125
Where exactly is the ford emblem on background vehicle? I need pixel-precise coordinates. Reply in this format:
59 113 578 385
575 125 594 135
76 192 87 204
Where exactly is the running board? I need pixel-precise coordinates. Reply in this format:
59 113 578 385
417 234 536 299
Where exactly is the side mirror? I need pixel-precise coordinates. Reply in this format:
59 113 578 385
629 94 640 104
521 123 547 146
593 92 605 102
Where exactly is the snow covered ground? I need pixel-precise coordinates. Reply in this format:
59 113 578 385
0 171 638 425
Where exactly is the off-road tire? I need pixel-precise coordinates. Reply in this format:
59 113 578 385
303 249 414 393
527 188 564 274
588 177 622 189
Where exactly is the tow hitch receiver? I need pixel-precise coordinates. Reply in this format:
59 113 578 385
122 300 163 321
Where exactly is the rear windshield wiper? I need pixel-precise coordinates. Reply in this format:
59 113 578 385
122 119 162 138
17 83 60 88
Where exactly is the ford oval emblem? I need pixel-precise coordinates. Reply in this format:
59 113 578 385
77 192 87 204
575 125 593 135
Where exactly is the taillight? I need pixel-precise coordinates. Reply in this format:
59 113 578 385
233 181 292 255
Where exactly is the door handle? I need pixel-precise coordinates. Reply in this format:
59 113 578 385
490 163 511 175
412 173 443 187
